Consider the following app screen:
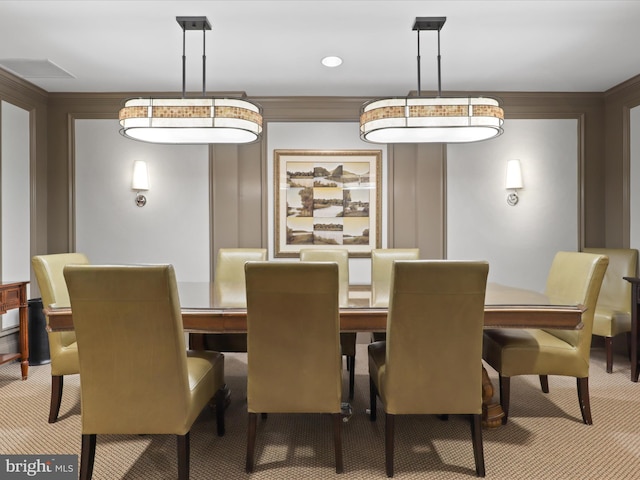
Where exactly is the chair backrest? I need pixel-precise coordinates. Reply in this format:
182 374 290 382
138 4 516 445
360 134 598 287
32 253 90 351
63 264 191 434
384 260 489 415
583 248 637 314
32 253 90 309
214 248 267 307
543 251 609 354
371 248 420 307
245 261 341 414
299 248 349 307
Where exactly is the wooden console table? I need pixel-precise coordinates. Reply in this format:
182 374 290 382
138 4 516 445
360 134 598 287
0 280 30 379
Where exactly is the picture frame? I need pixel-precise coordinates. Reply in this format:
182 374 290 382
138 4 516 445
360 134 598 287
274 149 382 258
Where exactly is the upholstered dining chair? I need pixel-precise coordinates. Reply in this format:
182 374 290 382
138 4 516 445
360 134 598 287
245 261 343 474
299 248 356 400
32 252 89 423
583 247 638 373
368 260 489 478
371 248 420 307
203 248 267 353
483 251 609 425
370 248 420 342
64 264 226 480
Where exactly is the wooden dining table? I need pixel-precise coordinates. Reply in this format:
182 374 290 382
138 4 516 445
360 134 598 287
45 281 585 428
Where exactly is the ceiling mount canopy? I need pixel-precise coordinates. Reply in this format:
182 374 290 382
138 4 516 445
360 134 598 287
119 16 263 144
360 17 504 144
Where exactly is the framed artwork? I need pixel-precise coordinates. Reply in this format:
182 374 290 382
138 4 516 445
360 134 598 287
274 149 382 258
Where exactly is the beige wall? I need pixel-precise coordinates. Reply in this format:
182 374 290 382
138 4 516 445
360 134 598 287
604 75 640 247
6 68 640 278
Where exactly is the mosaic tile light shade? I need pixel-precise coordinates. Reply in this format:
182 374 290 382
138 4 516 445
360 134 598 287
119 97 263 144
360 96 504 143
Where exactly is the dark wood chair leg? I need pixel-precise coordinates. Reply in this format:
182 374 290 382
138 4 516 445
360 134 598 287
214 388 226 436
577 377 593 425
385 413 395 478
246 412 258 473
177 433 189 480
79 434 96 480
470 414 486 477
369 377 377 421
49 375 63 423
348 355 355 400
332 413 344 473
605 337 614 373
498 375 510 425
539 375 549 393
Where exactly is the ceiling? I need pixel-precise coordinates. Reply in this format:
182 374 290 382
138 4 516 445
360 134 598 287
1 1 639 98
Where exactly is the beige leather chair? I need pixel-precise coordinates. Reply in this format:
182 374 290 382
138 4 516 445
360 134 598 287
371 248 420 307
483 251 609 425
245 261 343 473
32 253 89 423
584 247 638 372
370 248 420 342
204 248 267 352
64 264 226 480
368 260 489 478
299 248 356 400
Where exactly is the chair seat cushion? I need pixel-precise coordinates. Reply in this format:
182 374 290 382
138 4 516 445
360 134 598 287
592 306 631 338
368 341 386 399
50 341 79 376
483 328 589 378
185 350 225 430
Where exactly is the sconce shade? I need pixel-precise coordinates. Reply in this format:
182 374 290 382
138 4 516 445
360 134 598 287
132 161 150 191
360 97 504 143
505 159 523 189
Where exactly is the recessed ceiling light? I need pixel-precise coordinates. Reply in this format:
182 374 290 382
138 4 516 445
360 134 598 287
321 56 343 68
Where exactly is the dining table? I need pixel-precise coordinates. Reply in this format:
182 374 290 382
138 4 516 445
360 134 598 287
45 281 585 428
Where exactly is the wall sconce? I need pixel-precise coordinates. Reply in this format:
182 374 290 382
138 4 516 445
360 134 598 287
131 160 149 207
505 159 523 206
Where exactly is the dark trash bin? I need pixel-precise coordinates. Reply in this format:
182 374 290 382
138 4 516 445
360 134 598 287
28 298 51 366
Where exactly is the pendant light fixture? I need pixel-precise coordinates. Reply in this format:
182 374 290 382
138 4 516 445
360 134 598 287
360 17 504 144
119 16 262 144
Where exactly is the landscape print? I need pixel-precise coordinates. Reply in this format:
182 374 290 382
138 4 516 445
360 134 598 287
275 150 381 257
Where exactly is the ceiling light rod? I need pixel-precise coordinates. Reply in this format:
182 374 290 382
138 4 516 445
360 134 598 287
413 17 445 97
177 16 211 98
359 16 504 144
118 15 263 144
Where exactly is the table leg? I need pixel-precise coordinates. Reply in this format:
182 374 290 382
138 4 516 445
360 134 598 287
19 302 29 380
631 284 639 382
189 333 206 350
482 366 504 428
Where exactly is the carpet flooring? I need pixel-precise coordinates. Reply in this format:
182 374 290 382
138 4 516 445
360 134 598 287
1 343 639 479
